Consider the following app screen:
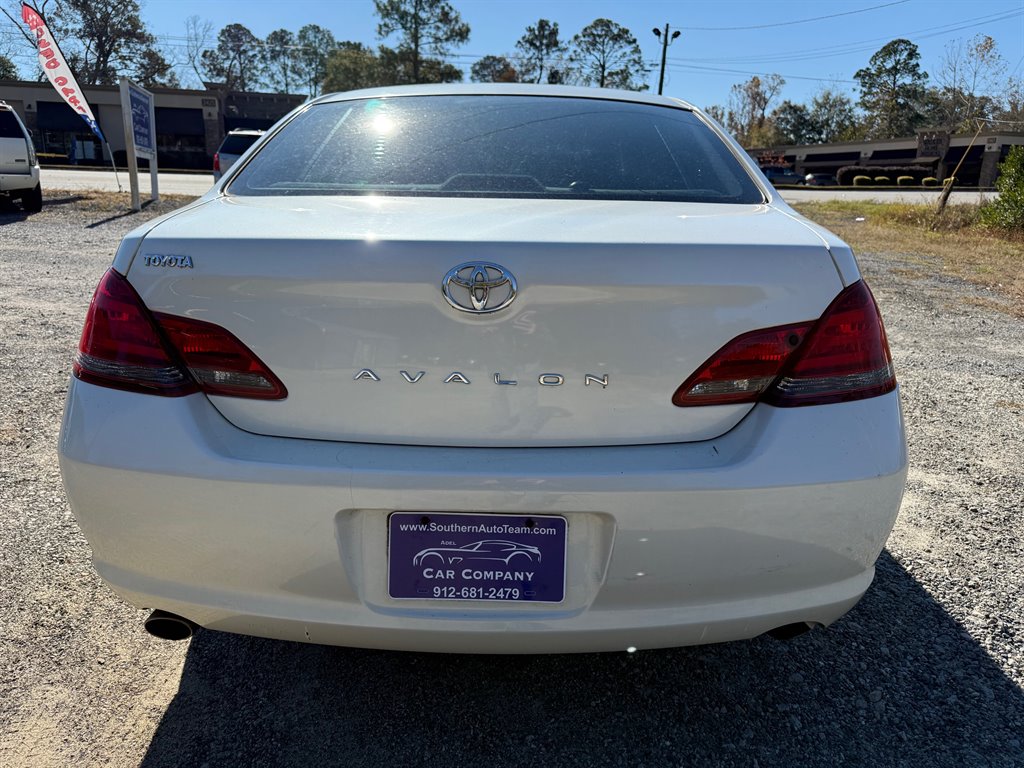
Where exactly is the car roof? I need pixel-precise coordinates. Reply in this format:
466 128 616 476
313 83 696 112
225 128 264 136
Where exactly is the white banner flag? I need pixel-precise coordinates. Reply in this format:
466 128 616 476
21 2 105 141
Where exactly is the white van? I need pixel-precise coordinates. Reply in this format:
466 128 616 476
0 101 42 212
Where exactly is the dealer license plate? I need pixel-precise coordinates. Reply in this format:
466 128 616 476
388 513 567 602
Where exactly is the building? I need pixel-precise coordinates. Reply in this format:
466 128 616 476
751 129 1024 186
0 79 305 170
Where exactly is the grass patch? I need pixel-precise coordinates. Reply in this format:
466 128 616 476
44 188 199 213
794 201 1024 314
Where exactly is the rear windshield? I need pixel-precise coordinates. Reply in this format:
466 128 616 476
0 110 26 139
229 95 764 203
219 133 262 155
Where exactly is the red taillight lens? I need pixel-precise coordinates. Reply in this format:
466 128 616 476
762 280 895 407
74 269 286 400
672 323 812 406
213 152 220 172
75 269 196 395
673 280 895 408
154 312 286 399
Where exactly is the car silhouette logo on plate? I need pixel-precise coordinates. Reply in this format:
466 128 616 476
442 262 517 314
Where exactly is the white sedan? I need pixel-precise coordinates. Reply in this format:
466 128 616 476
58 84 906 653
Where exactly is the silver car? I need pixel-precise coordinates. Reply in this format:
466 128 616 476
211 128 264 181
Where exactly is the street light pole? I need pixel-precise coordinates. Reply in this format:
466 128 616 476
652 24 681 96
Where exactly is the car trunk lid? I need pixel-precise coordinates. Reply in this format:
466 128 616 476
126 195 843 447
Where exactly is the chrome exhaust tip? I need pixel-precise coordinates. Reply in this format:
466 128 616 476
144 609 199 641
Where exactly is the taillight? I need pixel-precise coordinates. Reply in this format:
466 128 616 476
213 152 220 173
762 281 895 406
154 312 286 399
672 323 812 407
74 269 286 400
75 269 196 395
673 280 895 408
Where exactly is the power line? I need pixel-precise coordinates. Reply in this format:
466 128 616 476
1010 53 1024 79
666 63 857 85
668 9 1024 67
672 0 911 32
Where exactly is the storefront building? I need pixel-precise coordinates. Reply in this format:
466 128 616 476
0 79 304 170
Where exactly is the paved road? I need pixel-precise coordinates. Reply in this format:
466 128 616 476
41 168 215 197
40 168 996 204
780 188 996 204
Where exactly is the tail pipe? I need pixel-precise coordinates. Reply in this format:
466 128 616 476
144 609 199 641
767 622 818 641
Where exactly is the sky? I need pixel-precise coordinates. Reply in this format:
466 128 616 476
7 0 1024 108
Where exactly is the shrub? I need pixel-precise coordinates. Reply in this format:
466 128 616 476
980 145 1024 231
897 175 915 187
922 177 939 186
836 165 929 185
874 176 891 185
852 175 872 186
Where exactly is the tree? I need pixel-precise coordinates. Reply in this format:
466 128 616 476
854 39 928 138
323 42 385 92
49 0 162 85
184 15 213 86
2 1 58 74
0 54 17 80
1001 78 1024 130
133 48 178 88
202 23 264 91
470 54 518 83
296 24 336 96
568 18 646 91
808 88 859 142
703 104 726 124
374 0 469 84
0 11 23 75
377 44 461 84
771 100 814 145
515 19 564 85
934 35 1006 131
726 74 785 146
323 43 462 92
264 29 300 94
980 145 1024 231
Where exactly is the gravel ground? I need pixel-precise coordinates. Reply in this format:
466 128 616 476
1 193 1022 767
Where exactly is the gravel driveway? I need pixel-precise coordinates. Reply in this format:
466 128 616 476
1 194 1022 767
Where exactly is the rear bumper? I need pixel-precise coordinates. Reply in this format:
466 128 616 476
59 380 907 653
0 167 39 193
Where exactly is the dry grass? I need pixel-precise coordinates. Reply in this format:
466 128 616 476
43 188 199 213
794 201 1024 314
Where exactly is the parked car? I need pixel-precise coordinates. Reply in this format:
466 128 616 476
212 128 264 180
805 173 838 186
760 166 805 186
0 101 42 212
59 85 907 653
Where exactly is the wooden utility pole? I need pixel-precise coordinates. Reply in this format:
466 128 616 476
936 120 985 214
652 24 681 96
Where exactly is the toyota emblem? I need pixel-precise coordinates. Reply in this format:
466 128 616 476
442 262 518 314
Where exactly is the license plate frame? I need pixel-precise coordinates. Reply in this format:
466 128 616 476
387 512 567 603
